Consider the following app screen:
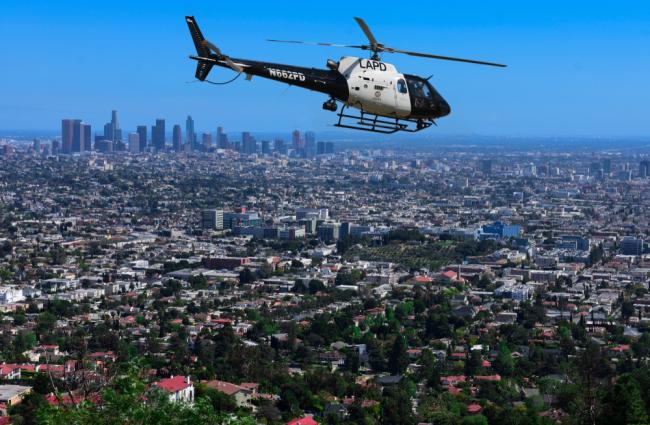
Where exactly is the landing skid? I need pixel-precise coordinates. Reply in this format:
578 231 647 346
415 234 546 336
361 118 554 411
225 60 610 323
334 105 434 134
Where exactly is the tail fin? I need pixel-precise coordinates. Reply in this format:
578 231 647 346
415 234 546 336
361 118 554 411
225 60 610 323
185 16 214 81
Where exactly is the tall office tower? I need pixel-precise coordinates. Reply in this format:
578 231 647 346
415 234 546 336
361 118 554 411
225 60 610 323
103 122 113 141
217 126 228 149
602 158 612 174
152 119 166 151
33 139 41 152
103 110 122 142
172 125 182 152
325 141 334 154
304 131 316 157
202 132 212 150
317 141 325 155
71 119 85 153
274 139 286 155
186 116 195 147
292 130 303 151
128 132 140 153
242 132 256 155
261 140 271 155
61 119 76 154
639 160 650 178
479 159 493 175
111 110 122 142
81 123 92 151
136 125 147 152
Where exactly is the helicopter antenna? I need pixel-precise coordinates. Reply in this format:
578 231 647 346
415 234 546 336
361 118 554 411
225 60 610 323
268 17 506 67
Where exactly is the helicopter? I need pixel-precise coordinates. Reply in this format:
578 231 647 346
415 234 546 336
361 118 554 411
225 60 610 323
186 16 505 134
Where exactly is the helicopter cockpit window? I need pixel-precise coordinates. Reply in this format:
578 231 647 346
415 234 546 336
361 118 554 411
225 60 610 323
397 79 408 94
406 77 434 100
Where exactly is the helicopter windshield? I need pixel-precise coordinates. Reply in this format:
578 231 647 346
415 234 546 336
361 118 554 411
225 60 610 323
405 76 434 99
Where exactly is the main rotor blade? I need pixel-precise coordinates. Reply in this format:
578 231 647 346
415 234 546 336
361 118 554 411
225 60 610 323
386 47 507 67
267 39 365 49
353 17 379 50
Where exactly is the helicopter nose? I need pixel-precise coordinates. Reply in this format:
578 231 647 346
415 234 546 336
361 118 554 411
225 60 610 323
438 98 451 117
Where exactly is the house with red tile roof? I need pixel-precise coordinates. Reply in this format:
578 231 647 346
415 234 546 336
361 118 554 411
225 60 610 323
287 415 318 425
153 375 194 404
467 403 482 414
202 379 274 408
0 364 21 380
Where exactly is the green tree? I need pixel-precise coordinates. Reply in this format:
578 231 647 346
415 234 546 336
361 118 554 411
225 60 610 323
601 374 649 425
493 342 514 377
34 369 255 425
388 335 409 376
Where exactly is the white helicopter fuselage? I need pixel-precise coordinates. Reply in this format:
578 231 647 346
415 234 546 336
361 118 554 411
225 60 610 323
338 56 412 118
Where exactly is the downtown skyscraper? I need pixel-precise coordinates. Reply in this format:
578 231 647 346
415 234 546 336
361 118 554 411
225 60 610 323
61 119 89 154
151 119 165 151
136 125 147 152
185 116 195 149
103 110 122 142
173 125 182 152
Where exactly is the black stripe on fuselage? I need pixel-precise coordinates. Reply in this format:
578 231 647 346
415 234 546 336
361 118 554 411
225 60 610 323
210 57 350 101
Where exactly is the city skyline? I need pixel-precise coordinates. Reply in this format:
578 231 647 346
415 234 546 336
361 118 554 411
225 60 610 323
2 1 650 137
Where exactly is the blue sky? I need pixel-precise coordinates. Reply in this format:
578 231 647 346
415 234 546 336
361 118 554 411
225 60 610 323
1 0 649 137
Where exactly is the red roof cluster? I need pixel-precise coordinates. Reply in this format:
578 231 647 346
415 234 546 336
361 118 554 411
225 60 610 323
287 416 318 425
154 375 192 393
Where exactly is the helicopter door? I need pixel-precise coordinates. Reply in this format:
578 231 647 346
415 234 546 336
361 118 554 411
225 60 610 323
394 77 411 118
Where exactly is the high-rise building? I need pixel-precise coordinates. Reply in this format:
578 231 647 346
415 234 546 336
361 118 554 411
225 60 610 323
261 140 271 155
620 236 644 256
217 126 228 149
128 132 140 153
479 159 493 175
274 139 286 155
318 141 335 155
82 124 92 151
172 125 182 152
602 158 612 174
152 119 166 151
292 130 303 151
186 116 195 148
136 126 147 152
589 162 602 177
317 222 341 243
201 209 224 230
33 139 41 152
102 110 122 142
72 119 85 153
112 110 121 141
639 160 650 178
304 131 316 157
61 119 76 154
202 132 212 150
242 132 257 155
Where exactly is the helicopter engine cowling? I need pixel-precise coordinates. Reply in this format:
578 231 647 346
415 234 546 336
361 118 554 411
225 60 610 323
326 59 339 70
